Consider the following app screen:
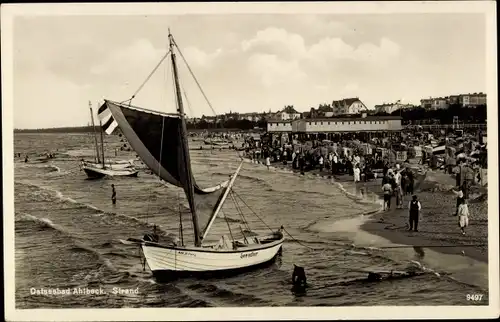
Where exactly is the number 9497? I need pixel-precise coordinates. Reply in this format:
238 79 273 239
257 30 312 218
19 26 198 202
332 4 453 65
466 294 484 301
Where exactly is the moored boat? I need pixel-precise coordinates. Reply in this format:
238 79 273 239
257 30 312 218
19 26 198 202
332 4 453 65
81 102 139 179
100 30 284 280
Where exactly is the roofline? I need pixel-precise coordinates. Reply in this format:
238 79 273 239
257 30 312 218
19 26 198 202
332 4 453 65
268 116 402 123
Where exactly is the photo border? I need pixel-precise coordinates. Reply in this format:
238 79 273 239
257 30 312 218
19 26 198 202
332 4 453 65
2 1 498 320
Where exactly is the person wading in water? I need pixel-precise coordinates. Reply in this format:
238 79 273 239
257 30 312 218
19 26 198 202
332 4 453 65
111 184 117 205
408 195 421 232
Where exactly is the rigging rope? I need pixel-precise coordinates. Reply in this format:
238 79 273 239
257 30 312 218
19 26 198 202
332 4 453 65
172 38 218 117
121 49 172 104
229 191 251 231
178 75 195 118
222 210 236 244
231 189 274 233
172 35 228 151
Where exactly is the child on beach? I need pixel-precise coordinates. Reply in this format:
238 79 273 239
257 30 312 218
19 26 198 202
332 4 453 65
457 199 469 235
451 187 465 216
408 195 421 232
265 156 271 170
382 182 393 211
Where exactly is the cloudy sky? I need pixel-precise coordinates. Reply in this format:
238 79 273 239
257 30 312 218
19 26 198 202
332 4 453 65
10 8 488 129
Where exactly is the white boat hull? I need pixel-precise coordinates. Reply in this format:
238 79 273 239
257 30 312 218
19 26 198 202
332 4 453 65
83 160 134 170
82 162 139 178
140 237 284 279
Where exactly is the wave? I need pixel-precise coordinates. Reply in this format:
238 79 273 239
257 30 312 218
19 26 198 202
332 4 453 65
184 282 271 306
210 171 268 186
44 164 61 173
241 157 383 209
16 212 76 238
15 212 118 277
16 181 99 210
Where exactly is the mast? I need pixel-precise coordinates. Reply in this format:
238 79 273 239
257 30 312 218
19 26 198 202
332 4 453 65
99 119 106 169
169 30 202 247
178 193 184 246
89 102 100 163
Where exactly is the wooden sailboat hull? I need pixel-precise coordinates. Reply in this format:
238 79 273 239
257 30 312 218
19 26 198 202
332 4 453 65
82 163 139 178
83 167 106 179
141 237 284 280
83 160 135 170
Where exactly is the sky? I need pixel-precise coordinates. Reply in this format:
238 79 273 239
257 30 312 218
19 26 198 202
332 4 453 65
11 11 488 129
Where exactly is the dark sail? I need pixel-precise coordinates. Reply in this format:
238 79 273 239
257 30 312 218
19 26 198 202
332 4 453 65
99 100 230 191
98 100 231 239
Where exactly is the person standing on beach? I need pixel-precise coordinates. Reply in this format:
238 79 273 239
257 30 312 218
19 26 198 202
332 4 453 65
451 187 464 216
382 181 393 211
111 184 117 205
332 153 338 175
265 156 271 170
393 169 403 207
457 199 469 235
353 164 361 183
401 170 408 195
408 195 421 232
407 170 415 195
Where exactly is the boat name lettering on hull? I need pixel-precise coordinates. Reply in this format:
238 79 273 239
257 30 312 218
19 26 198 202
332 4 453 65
241 251 258 259
177 251 196 257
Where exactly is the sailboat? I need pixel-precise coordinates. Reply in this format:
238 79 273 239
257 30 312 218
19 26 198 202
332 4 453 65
81 102 139 179
98 31 284 280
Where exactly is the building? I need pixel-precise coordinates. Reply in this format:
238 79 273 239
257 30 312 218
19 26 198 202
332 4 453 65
420 98 433 109
432 97 449 110
460 92 487 107
186 117 202 124
420 93 487 109
374 101 414 114
273 105 302 120
448 95 460 105
420 97 448 110
308 104 334 118
292 116 402 133
267 120 292 133
331 98 370 115
268 115 402 134
201 115 217 123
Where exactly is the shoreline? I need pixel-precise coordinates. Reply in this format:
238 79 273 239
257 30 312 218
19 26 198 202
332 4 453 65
244 157 488 264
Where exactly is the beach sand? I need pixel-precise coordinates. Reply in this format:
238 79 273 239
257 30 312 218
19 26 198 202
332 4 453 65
250 158 488 263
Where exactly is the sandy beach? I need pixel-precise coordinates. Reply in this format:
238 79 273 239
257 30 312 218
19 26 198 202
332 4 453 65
248 157 488 263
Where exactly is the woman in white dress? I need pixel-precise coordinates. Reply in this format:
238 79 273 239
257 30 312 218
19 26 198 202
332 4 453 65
353 164 361 183
457 199 469 235
265 156 271 170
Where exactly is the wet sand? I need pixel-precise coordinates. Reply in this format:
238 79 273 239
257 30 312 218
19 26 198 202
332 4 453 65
360 174 488 264
246 157 488 264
